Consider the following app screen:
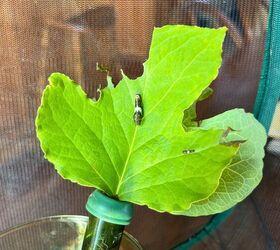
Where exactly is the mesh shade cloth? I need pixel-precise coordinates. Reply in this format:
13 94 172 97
1 1 278 249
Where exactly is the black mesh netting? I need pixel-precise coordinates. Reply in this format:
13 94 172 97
1 1 279 249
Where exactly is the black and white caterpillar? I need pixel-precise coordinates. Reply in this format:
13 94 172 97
133 94 143 125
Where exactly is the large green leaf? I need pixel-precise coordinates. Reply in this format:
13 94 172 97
175 109 266 216
36 25 240 213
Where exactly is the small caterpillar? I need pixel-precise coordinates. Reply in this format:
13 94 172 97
133 94 143 125
182 149 195 154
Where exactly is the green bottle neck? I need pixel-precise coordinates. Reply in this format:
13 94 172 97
82 215 125 250
81 190 133 250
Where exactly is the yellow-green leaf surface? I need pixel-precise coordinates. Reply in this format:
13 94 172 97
176 109 266 216
36 25 240 213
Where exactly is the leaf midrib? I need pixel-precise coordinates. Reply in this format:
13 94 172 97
115 126 138 195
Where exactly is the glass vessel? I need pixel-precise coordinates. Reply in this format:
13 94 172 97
0 215 142 250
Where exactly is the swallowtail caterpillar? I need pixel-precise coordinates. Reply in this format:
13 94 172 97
133 94 143 125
